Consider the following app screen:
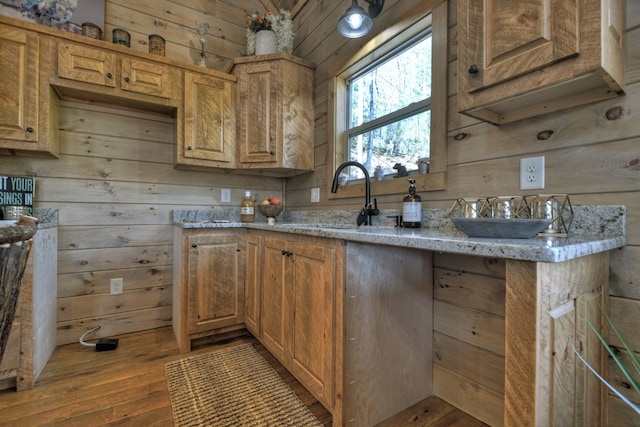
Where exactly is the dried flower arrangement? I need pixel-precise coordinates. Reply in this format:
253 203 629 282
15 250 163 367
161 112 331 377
244 9 294 55
1 0 76 25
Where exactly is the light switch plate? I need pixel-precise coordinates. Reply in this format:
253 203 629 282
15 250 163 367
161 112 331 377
311 187 320 203
221 188 231 203
110 278 123 295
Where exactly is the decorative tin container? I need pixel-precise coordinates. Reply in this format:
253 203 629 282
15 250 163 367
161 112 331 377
81 22 102 40
112 28 131 47
148 34 165 56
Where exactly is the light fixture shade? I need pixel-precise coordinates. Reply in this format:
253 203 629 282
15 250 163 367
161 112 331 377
337 1 373 38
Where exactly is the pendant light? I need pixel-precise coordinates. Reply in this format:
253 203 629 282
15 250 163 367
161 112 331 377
337 0 385 39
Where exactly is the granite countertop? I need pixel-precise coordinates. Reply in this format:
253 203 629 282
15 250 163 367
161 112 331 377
33 208 58 229
173 206 626 263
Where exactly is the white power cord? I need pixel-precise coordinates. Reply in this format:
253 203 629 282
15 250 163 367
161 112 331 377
79 326 101 347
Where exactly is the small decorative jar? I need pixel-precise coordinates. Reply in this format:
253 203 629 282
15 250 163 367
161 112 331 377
81 22 102 40
2 206 30 220
529 194 573 234
490 195 528 219
112 29 131 47
148 34 165 56
374 166 384 181
417 157 430 174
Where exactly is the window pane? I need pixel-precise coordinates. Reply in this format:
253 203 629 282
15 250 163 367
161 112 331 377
349 36 432 128
346 110 431 180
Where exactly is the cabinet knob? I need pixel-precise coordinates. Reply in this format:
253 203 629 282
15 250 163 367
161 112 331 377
281 250 292 257
191 243 197 248
270 151 275 155
124 77 130 83
468 64 479 74
187 146 193 151
26 127 33 133
106 72 113 79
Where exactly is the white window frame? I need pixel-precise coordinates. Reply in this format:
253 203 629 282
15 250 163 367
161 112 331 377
327 1 448 200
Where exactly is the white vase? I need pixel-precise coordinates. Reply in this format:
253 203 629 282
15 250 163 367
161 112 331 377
255 30 277 55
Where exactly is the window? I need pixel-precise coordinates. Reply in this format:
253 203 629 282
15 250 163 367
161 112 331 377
328 1 448 199
346 32 432 180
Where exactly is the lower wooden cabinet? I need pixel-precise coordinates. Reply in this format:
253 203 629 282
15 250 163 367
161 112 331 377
173 228 245 353
244 233 261 336
249 230 344 415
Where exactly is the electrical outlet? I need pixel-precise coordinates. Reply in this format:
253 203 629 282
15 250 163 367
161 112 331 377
110 278 123 295
311 187 320 203
520 156 545 190
221 188 231 203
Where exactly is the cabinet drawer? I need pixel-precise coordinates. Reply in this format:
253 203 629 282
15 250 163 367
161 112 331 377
58 42 116 87
121 58 171 99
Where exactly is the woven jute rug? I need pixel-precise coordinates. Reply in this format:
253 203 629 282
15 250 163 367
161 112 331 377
165 343 323 426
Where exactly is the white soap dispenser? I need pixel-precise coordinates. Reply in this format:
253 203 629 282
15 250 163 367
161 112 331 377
402 179 422 228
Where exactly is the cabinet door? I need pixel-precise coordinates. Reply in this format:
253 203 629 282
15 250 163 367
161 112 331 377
260 236 289 362
57 42 116 87
183 71 236 164
244 233 261 336
457 0 625 124
460 0 578 93
187 233 244 334
0 25 39 142
121 58 171 99
287 238 337 409
236 62 279 164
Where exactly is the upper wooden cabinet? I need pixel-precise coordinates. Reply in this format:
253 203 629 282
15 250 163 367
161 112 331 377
121 57 172 99
0 24 58 157
457 0 626 125
232 54 315 176
57 42 116 88
176 71 236 169
57 42 173 100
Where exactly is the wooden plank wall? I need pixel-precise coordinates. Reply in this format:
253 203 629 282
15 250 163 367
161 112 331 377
103 0 267 72
0 99 282 345
287 0 640 422
0 1 286 345
433 253 506 426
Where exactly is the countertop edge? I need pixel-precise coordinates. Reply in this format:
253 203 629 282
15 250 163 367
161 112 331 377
174 221 625 263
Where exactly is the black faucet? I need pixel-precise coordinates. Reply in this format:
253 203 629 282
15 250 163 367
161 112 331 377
331 161 379 226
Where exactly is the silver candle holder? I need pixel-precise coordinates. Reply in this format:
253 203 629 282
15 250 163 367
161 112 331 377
195 22 210 67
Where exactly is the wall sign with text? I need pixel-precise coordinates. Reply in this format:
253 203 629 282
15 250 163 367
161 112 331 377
0 175 35 217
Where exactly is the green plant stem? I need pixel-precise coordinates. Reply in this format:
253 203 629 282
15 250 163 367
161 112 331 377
574 346 640 416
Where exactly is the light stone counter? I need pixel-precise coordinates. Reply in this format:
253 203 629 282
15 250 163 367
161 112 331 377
173 205 626 263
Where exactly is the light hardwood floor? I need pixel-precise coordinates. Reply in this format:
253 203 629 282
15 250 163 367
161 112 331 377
0 327 486 426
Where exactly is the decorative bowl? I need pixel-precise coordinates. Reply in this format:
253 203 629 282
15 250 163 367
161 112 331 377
452 218 552 239
258 204 284 218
